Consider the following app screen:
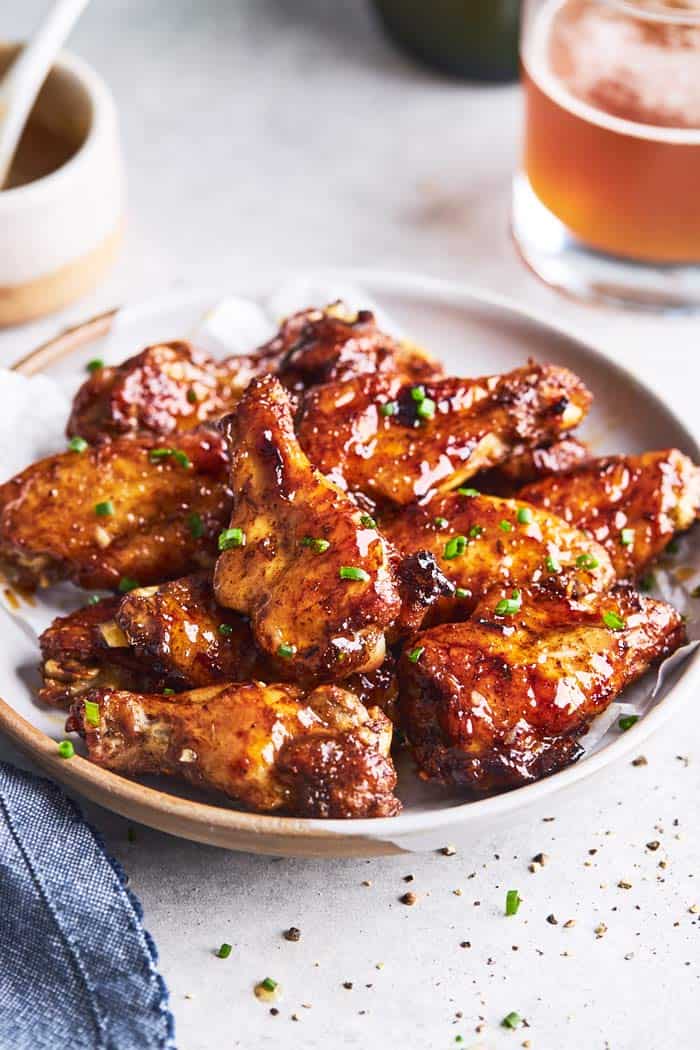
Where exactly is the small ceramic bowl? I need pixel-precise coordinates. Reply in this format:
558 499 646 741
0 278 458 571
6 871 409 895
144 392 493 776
0 43 124 327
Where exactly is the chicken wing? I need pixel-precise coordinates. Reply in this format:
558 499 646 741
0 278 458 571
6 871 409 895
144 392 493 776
521 449 700 579
0 431 230 590
297 362 592 507
399 584 684 792
214 375 402 679
473 436 590 497
68 682 401 818
386 491 614 624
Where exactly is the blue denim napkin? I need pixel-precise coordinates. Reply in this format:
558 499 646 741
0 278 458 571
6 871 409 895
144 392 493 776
0 762 175 1050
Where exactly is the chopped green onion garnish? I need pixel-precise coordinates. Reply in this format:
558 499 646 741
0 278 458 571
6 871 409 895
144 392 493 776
163 688 175 696
173 450 192 469
639 572 657 592
545 554 561 574
379 401 397 417
495 590 522 616
95 500 114 517
410 385 426 403
434 516 448 529
87 594 102 606
501 1012 521 1030
86 358 104 373
301 536 330 553
468 524 484 539
458 487 479 498
84 700 100 727
517 506 533 524
407 646 424 663
219 623 234 636
218 527 246 551
217 943 233 959
618 714 639 731
277 643 297 658
261 977 278 993
68 436 88 453
57 740 74 759
620 528 634 547
505 889 521 916
188 512 204 539
339 566 370 582
187 388 198 404
603 610 626 631
576 553 599 570
455 587 470 600
359 514 376 528
118 577 140 593
666 538 680 555
499 520 512 532
417 397 436 421
149 448 191 469
443 535 467 560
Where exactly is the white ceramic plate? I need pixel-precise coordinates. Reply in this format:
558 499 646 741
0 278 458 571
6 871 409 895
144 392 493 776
2 269 699 857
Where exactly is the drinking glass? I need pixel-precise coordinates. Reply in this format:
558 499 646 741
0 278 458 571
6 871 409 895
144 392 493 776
512 0 700 310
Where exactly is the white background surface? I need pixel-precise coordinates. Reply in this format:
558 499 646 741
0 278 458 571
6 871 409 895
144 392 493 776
1 3 700 1048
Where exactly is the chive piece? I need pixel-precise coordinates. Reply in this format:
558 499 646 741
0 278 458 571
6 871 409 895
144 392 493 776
505 889 521 916
620 528 634 547
443 535 467 560
218 527 246 551
87 594 102 606
468 524 484 539
188 512 204 539
603 610 626 631
57 740 74 759
502 1012 521 1030
149 447 191 469
339 566 370 582
417 397 436 421
691 585 700 599
458 487 479 498
434 516 448 529
545 554 561 574
407 646 424 664
261 977 278 993
173 450 192 469
360 514 376 528
379 401 397 417
277 643 297 658
517 506 533 524
216 943 233 959
84 700 100 727
639 572 657 592
305 537 330 553
619 714 639 731
68 436 88 453
576 553 599 570
86 358 104 373
187 388 198 404
495 590 522 616
95 500 114 517
455 587 470 600
163 688 175 696
666 538 680 555
118 577 140 593
410 385 426 403
499 519 512 532
218 623 233 636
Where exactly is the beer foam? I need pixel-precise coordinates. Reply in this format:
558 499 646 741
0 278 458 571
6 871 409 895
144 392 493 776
525 0 700 143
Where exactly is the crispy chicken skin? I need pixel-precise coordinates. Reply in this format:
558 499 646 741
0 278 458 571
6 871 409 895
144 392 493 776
521 449 700 579
297 362 592 506
0 431 231 590
400 584 685 792
214 375 401 679
69 683 401 818
386 491 614 623
473 437 590 497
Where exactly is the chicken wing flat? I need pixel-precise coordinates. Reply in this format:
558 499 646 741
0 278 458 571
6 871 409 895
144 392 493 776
297 362 592 506
214 375 401 679
68 682 401 818
0 431 230 590
399 584 684 793
473 437 590 497
386 491 614 624
521 449 700 579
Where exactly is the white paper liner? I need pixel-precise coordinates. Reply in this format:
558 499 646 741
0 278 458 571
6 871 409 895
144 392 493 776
0 277 698 761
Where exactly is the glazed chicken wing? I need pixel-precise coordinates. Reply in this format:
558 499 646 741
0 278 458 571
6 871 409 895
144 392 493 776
473 436 590 497
69 682 400 818
0 431 230 590
214 374 402 679
297 362 592 506
521 449 700 579
386 491 614 624
399 584 684 792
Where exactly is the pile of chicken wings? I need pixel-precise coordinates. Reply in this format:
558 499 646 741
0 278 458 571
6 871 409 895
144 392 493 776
1 305 697 818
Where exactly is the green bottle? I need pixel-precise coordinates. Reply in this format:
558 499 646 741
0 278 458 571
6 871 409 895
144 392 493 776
372 0 521 82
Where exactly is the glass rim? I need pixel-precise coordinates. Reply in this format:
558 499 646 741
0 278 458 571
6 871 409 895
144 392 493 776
598 0 700 25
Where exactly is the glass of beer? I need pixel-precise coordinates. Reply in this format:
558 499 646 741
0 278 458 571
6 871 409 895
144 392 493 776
512 1 700 309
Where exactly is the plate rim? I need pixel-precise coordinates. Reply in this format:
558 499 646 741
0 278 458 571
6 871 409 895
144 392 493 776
3 267 699 852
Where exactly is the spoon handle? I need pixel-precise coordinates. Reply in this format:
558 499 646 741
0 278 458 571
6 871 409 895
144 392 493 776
0 0 91 188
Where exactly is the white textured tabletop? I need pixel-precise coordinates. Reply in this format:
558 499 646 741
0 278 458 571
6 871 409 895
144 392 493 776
2 3 700 1049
